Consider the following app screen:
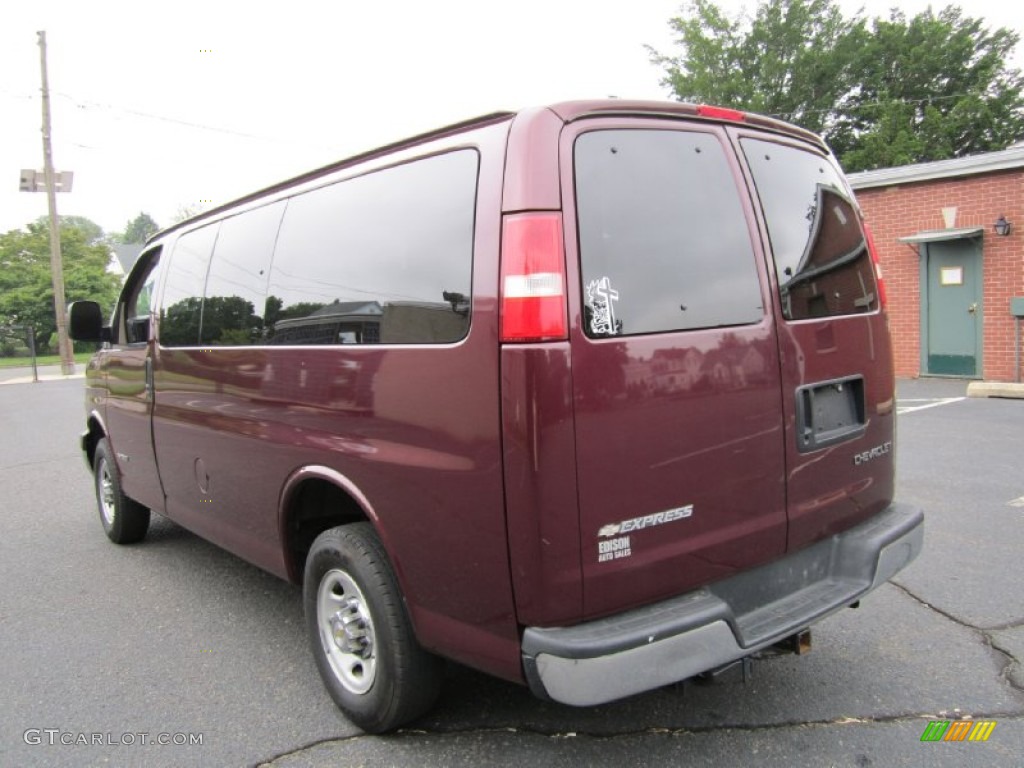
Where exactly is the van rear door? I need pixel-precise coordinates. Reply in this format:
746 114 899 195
562 120 788 619
734 132 896 551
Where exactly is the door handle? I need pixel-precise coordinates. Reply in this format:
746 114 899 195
968 303 978 315
144 357 154 400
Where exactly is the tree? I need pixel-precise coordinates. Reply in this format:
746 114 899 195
831 7 1024 170
32 215 105 245
121 212 160 244
172 203 206 224
0 219 120 351
651 1 1024 171
650 0 866 136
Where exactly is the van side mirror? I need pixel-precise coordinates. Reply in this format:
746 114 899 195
68 301 111 343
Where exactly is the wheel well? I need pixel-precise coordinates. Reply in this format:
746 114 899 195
284 478 368 584
84 417 105 469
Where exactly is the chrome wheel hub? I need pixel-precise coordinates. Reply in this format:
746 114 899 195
98 460 116 526
317 568 377 694
329 596 373 657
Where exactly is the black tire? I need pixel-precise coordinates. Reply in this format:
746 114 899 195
304 523 444 733
93 438 150 544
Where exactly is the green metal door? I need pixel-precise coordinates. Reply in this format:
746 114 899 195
923 240 981 376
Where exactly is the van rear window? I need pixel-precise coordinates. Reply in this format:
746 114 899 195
574 130 764 338
741 139 878 320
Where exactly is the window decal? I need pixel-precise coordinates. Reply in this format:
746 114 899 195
585 276 621 337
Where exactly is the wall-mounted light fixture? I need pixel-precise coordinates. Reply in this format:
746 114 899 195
994 215 1012 236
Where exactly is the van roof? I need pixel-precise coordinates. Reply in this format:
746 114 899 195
148 100 825 244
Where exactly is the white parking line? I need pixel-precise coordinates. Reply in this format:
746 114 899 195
896 397 966 415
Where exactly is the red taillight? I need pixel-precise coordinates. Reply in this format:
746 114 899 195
697 105 747 122
863 222 887 310
500 212 568 342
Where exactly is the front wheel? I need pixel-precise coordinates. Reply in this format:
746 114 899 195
93 438 150 544
304 523 443 733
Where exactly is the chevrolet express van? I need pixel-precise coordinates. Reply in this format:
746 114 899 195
70 100 924 733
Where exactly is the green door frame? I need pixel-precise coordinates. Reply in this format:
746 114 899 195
918 237 983 377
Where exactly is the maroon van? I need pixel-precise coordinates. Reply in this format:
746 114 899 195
70 100 923 733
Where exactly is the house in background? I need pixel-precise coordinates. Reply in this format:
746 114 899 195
108 243 144 277
848 147 1024 382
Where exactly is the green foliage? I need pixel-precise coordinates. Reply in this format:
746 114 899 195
32 215 105 244
120 212 160 244
159 295 262 346
200 295 262 345
652 0 864 136
832 7 1024 170
0 219 121 351
652 1 1024 171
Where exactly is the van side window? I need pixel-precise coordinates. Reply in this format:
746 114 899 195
741 139 878 320
118 248 162 345
574 130 764 338
201 202 285 346
266 150 478 345
159 224 220 347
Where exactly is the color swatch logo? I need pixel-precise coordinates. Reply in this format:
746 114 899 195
920 720 996 742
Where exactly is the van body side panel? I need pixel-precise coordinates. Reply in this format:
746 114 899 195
501 107 564 213
501 344 583 625
562 119 788 620
150 346 290 576
498 108 585 627
150 124 522 679
102 343 165 512
730 129 896 551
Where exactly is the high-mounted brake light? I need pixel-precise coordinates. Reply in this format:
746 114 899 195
697 105 747 122
500 212 568 342
863 222 888 310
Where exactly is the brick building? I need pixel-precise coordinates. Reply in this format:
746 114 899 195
848 147 1024 382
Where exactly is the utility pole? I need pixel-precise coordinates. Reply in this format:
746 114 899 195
37 30 75 376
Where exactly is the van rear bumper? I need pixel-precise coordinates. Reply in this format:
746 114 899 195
521 502 923 706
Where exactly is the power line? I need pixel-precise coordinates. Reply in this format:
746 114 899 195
4 85 332 148
50 90 296 143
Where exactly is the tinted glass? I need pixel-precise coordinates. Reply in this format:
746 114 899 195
117 247 161 345
742 138 878 320
574 130 763 338
160 224 219 347
266 150 478 345
201 202 285 346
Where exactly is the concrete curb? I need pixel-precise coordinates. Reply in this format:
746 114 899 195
966 381 1024 399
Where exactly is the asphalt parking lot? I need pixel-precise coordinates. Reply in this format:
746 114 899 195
0 374 1021 767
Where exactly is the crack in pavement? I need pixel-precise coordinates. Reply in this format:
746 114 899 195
890 582 1024 695
254 713 1024 765
889 581 1018 633
0 455 83 474
989 635 1024 693
255 584 1024 766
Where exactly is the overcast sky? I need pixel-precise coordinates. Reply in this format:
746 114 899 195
2 0 1022 237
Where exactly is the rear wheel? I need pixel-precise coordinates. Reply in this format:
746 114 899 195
94 438 150 544
304 523 443 733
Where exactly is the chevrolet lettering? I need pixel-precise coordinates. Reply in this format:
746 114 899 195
855 442 893 465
